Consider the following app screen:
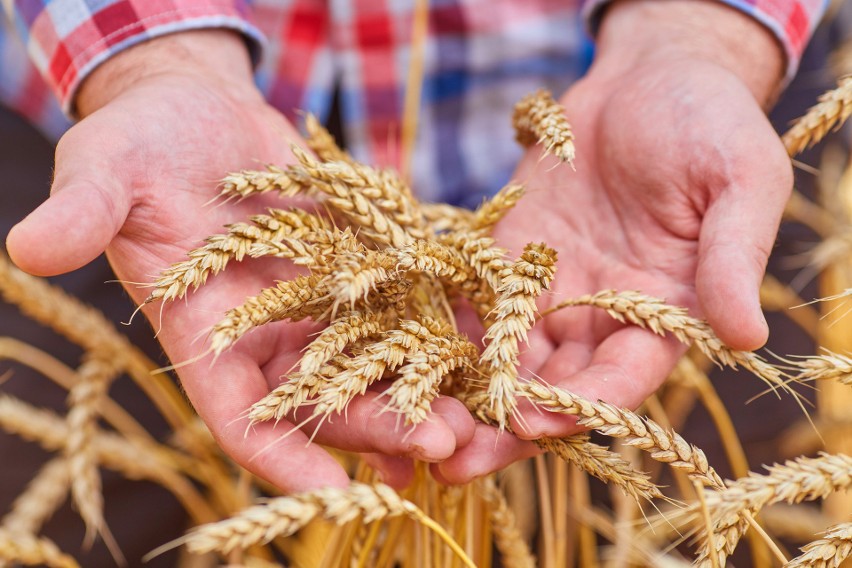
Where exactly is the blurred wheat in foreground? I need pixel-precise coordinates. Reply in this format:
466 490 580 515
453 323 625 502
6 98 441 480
1 88 851 567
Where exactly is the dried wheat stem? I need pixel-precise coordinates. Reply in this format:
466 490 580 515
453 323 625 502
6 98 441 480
481 243 557 428
209 274 328 354
482 477 536 568
520 380 724 488
782 75 852 156
544 290 792 397
472 183 526 232
1 458 69 535
512 90 575 165
382 332 477 425
304 114 355 164
785 522 852 568
178 482 473 567
65 352 120 544
0 530 79 568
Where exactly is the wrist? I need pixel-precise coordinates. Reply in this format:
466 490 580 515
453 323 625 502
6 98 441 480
593 0 785 106
75 30 260 117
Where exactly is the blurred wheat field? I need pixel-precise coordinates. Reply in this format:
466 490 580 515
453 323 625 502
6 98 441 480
4 18 852 568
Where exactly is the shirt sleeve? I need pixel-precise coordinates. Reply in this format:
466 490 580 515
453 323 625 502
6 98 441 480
4 0 265 116
581 0 829 84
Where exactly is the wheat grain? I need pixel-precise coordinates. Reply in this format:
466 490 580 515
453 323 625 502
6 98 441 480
512 90 575 165
481 243 557 428
782 75 852 156
0 530 78 568
1 458 69 535
785 522 852 568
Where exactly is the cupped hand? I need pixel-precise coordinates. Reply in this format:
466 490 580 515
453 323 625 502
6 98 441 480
5 30 474 492
436 0 793 483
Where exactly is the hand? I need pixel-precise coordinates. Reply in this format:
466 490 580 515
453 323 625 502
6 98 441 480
6 30 475 491
436 0 792 482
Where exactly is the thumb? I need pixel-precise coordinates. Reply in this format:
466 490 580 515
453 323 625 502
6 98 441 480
6 135 131 277
7 182 130 276
695 161 791 351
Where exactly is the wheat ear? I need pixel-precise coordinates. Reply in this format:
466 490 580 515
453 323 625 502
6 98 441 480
421 202 477 233
785 522 852 568
145 208 330 303
64 352 120 545
789 350 852 385
472 183 526 232
209 274 328 354
544 290 793 397
520 380 723 488
512 89 575 165
381 332 477 425
219 165 308 200
0 530 78 568
483 477 536 568
481 243 557 428
1 458 69 535
695 453 852 567
175 482 475 567
304 113 355 164
782 75 852 156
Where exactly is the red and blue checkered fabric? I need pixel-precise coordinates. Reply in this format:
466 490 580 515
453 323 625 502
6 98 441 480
0 0 828 204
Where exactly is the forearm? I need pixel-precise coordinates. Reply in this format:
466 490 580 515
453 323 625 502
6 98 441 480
593 0 785 106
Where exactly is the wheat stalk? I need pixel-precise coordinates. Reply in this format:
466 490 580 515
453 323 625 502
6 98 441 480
782 75 852 156
512 89 575 165
0 530 78 568
481 243 558 428
785 522 852 568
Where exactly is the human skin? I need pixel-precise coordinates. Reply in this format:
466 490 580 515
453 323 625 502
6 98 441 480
6 0 792 488
435 0 792 482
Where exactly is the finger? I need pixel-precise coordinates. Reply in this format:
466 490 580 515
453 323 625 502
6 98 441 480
696 139 792 351
360 454 415 489
6 181 130 276
292 392 476 462
183 352 351 493
513 326 684 439
435 423 539 485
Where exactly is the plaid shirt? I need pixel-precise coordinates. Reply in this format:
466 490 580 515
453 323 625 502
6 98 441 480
0 0 827 206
